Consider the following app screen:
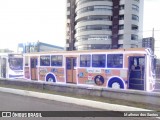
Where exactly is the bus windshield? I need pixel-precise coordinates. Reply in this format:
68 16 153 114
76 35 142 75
9 58 23 70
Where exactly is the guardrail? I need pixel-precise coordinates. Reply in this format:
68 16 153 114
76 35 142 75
0 78 160 106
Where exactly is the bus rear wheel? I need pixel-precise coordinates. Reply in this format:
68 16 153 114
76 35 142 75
108 78 124 89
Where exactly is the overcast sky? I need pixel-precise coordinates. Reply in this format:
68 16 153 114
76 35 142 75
0 0 66 50
0 0 160 53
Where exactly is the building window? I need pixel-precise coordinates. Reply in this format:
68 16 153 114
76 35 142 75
132 4 139 11
131 44 137 48
132 24 138 30
118 44 123 48
119 25 124 30
107 54 123 68
134 0 139 2
119 5 125 10
118 34 124 39
131 34 138 40
119 15 124 20
76 5 112 14
51 55 63 66
76 34 112 42
76 15 112 23
92 54 106 68
80 54 91 67
40 56 50 66
76 25 112 32
132 14 139 21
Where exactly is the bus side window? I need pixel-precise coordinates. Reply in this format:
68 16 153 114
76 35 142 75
92 54 106 68
107 54 123 68
51 55 63 66
80 55 91 67
40 56 50 66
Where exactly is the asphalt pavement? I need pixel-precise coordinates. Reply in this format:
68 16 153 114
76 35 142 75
0 91 158 120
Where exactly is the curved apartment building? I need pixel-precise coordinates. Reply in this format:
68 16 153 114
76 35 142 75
66 0 144 50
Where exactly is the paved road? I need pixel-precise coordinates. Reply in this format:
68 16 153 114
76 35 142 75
0 92 158 120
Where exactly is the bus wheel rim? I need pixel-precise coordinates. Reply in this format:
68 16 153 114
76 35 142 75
112 82 120 89
48 78 53 82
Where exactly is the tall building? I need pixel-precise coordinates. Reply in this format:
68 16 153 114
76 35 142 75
66 0 144 50
142 37 155 53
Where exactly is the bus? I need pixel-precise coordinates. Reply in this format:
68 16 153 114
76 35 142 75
23 48 156 91
0 53 24 79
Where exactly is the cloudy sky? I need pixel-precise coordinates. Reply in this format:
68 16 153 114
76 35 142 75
0 0 160 53
0 0 66 50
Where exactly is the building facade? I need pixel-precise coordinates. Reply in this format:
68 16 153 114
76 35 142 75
17 41 64 53
66 0 144 50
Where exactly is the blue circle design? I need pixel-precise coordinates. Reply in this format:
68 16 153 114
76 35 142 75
94 75 104 86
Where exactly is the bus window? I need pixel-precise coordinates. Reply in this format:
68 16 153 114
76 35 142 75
107 54 123 68
131 57 145 70
31 58 37 68
66 58 71 69
73 58 76 67
9 58 23 70
40 56 50 66
2 58 6 78
80 55 91 67
92 54 106 68
51 55 63 66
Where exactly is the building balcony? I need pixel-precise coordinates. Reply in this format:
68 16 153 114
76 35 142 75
75 20 112 29
75 11 112 21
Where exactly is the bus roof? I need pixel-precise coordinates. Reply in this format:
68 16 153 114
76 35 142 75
23 48 149 56
0 53 22 57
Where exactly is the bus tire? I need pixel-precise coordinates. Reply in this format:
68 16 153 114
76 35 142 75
46 74 56 82
108 78 124 89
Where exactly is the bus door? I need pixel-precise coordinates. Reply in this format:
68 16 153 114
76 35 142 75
66 57 77 83
0 58 7 78
128 56 145 90
30 57 38 80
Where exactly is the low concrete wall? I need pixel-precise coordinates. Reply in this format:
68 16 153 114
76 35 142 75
0 78 160 106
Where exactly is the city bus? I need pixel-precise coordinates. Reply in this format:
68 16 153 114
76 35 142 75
23 48 156 91
0 53 24 79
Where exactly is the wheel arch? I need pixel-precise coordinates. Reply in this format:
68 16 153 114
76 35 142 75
45 72 57 82
107 76 126 89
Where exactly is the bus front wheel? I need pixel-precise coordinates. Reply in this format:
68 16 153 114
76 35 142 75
46 74 56 82
108 78 124 89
